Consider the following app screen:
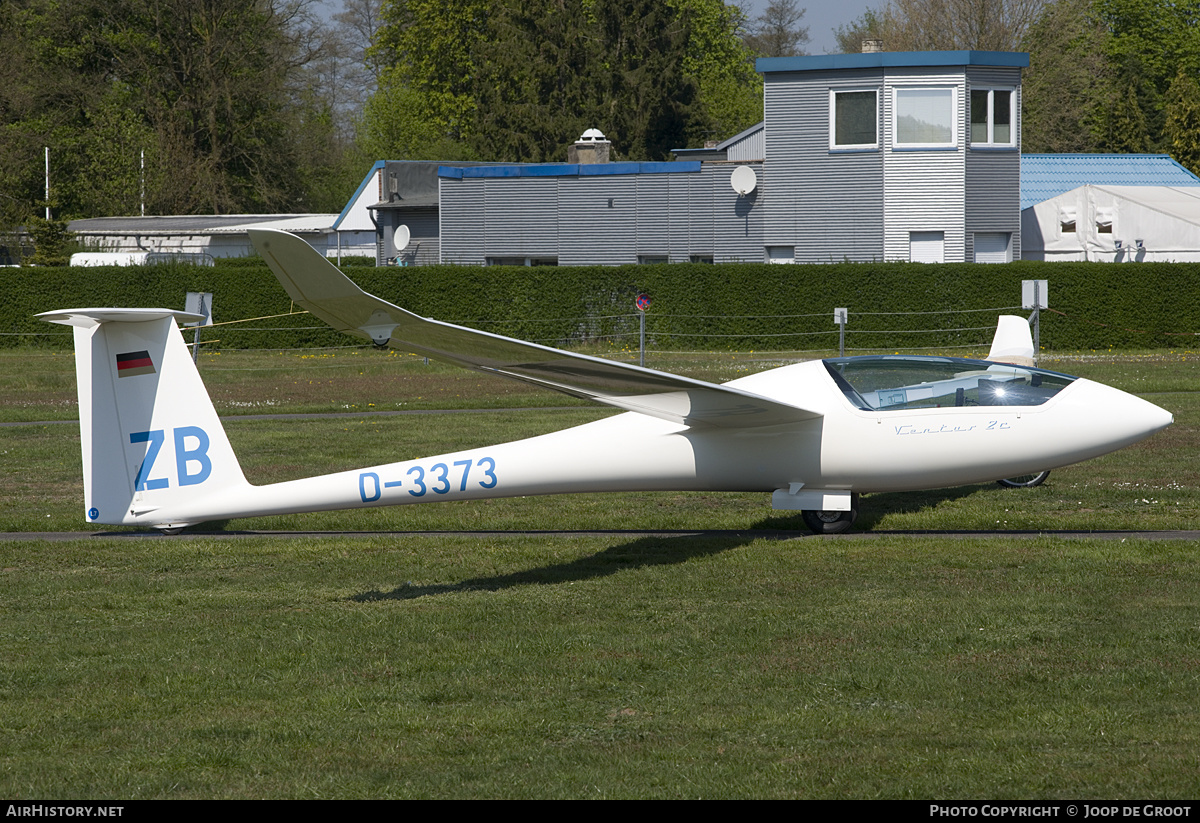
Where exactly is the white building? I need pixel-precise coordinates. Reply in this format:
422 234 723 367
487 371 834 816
67 213 376 261
1022 184 1200 262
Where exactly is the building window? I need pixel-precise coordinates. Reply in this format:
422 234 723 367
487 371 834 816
486 256 558 266
909 231 945 263
974 232 1012 263
766 246 795 264
894 88 956 147
830 89 878 150
1095 208 1114 234
689 254 714 264
1059 207 1077 234
638 255 668 264
970 89 1014 146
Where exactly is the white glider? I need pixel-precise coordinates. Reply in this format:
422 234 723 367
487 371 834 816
41 230 1172 534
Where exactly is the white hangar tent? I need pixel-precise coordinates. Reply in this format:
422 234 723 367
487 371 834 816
1022 185 1200 262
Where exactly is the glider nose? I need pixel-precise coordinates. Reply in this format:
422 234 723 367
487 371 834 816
1114 385 1173 438
1073 379 1173 449
1145 398 1174 433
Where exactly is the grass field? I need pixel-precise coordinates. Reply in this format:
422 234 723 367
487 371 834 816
2 345 1199 798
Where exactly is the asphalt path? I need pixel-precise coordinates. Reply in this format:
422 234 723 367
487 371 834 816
5 529 1200 541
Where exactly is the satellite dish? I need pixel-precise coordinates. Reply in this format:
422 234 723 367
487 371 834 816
730 166 757 196
396 225 411 251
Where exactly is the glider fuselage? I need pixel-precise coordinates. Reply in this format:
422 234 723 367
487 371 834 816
132 356 1169 528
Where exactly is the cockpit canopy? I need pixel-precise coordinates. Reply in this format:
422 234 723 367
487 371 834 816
824 356 1078 412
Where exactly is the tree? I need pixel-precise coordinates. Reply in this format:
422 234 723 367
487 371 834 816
24 213 73 266
335 0 387 89
0 0 116 224
0 0 349 220
1088 0 1200 155
1021 0 1200 159
370 0 488 148
833 8 895 53
1165 68 1200 175
670 0 763 138
590 1 712 159
105 0 334 214
365 0 761 163
1020 0 1111 153
743 0 810 57
1095 78 1154 152
834 0 1051 52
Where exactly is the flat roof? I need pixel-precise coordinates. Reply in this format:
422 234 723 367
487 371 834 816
438 161 701 179
756 50 1029 74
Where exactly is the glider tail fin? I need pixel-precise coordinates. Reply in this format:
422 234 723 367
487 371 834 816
39 308 249 528
987 315 1036 366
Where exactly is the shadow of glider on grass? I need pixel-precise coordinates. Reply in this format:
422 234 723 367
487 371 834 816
39 229 1173 535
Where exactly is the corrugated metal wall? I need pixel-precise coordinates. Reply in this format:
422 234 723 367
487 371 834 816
398 209 440 266
763 69 886 263
559 175 637 265
636 174 670 258
965 66 1023 261
726 128 765 163
882 68 967 262
710 164 764 262
438 164 765 265
439 179 486 264
379 208 441 266
484 178 558 257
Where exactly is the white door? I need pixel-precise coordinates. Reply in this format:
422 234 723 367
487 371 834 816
909 231 945 263
766 246 795 264
974 232 1011 263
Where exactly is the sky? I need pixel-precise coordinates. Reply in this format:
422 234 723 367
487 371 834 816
741 0 879 55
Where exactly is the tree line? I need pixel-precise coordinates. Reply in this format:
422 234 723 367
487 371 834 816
2 0 1198 239
1 0 342 222
0 0 805 232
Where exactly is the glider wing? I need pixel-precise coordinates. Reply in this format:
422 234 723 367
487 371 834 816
250 229 822 429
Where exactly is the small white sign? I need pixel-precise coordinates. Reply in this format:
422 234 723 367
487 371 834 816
1022 280 1048 310
185 292 213 326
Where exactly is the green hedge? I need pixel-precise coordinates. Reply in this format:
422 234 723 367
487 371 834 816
4 259 1199 352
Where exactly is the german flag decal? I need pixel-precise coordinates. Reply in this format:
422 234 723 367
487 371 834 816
116 350 155 378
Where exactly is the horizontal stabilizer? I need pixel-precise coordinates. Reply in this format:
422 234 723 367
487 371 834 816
250 229 821 428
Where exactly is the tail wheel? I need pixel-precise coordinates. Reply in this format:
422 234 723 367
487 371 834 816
801 493 859 535
997 471 1050 489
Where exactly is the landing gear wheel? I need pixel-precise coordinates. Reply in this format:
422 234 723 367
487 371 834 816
801 493 859 535
998 471 1050 489
158 526 185 536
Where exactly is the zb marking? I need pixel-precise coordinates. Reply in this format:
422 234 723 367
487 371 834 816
130 426 213 490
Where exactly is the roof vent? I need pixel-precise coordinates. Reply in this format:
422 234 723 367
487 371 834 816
569 129 612 164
